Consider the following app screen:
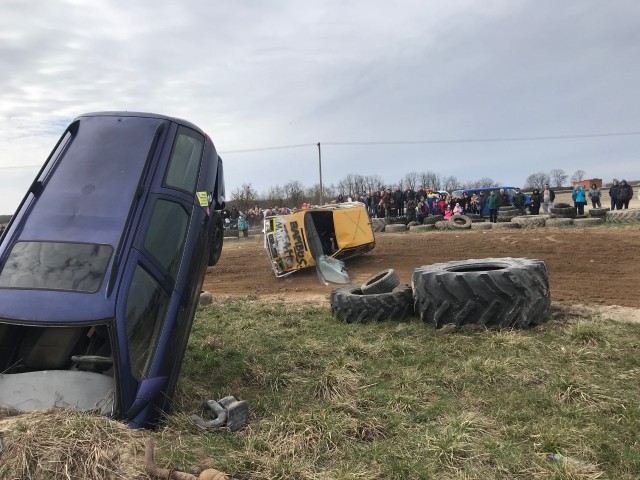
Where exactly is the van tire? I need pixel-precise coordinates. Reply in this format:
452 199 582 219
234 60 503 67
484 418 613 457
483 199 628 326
588 208 608 217
330 285 414 323
554 202 570 208
361 269 400 295
412 258 550 328
208 212 224 266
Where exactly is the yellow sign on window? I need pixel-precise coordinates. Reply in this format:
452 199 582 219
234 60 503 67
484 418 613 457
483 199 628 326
196 192 208 207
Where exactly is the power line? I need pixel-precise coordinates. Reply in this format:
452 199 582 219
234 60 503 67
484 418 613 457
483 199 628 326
218 130 640 154
1 130 638 169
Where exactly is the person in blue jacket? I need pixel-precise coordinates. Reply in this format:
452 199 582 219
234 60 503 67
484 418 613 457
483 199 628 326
572 184 587 216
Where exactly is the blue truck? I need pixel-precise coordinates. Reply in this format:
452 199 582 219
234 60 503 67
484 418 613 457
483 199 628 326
0 112 225 428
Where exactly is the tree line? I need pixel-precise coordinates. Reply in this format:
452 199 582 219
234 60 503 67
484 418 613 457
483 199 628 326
230 168 590 210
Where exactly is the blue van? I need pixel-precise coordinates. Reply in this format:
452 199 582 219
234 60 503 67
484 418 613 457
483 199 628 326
0 112 225 428
451 187 530 216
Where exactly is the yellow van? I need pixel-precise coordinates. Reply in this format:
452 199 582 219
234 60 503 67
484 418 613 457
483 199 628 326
264 203 375 278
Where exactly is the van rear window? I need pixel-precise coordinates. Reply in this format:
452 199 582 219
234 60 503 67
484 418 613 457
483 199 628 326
0 241 112 293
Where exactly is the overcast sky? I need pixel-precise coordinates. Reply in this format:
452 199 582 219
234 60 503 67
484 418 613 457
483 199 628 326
1 0 639 213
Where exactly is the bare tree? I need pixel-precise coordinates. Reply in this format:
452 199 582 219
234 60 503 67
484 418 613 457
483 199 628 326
442 175 462 192
362 174 385 194
403 171 419 190
524 171 550 190
463 177 499 189
284 180 305 207
549 168 568 187
263 185 286 207
230 183 258 211
570 169 586 184
419 171 442 190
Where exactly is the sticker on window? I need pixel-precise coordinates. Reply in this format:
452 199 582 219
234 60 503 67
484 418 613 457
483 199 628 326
196 191 208 206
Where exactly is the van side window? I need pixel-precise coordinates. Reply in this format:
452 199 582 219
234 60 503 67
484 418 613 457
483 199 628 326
164 126 204 194
125 265 169 380
143 199 189 280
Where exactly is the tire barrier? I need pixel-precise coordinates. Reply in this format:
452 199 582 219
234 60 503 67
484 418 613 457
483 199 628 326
384 223 407 233
409 224 435 232
511 216 546 228
545 218 574 227
492 222 520 229
434 221 452 230
573 217 604 226
605 208 640 224
588 208 608 217
423 215 444 225
412 258 550 328
370 218 389 232
471 222 493 230
449 215 472 229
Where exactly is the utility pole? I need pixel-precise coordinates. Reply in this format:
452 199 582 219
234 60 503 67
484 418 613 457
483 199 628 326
317 142 324 205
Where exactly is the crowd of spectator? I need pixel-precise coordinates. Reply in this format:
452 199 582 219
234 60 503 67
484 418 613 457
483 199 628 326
223 178 635 231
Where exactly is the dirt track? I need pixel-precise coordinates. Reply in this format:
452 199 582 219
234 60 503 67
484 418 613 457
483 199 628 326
203 224 640 308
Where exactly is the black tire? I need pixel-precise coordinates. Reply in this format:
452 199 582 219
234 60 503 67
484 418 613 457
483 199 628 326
412 258 550 328
208 211 224 266
330 285 414 323
361 269 400 295
555 202 570 208
550 207 575 215
423 215 444 225
589 208 608 217
449 215 472 229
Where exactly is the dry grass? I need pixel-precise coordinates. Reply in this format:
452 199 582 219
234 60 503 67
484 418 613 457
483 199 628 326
1 299 640 479
0 409 147 479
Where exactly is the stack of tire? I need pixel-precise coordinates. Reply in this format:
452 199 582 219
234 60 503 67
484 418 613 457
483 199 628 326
330 269 413 323
496 206 519 222
330 259 551 329
547 202 575 227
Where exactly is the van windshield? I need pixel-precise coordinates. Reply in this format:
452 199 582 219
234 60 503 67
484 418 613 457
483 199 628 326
0 241 112 293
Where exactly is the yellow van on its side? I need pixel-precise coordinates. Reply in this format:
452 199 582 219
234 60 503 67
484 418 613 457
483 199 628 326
264 203 375 277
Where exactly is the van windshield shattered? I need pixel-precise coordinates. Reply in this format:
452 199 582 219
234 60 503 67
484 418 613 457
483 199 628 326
0 241 112 292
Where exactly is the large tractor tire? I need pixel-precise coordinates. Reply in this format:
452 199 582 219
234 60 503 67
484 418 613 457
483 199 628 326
605 208 640 224
512 216 546 229
361 269 400 295
330 285 414 323
412 258 550 328
573 217 604 226
435 221 451 230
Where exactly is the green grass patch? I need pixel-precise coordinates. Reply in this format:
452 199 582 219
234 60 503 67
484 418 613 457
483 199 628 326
162 297 640 479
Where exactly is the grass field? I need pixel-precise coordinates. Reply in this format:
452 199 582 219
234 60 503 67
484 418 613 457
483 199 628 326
139 297 640 480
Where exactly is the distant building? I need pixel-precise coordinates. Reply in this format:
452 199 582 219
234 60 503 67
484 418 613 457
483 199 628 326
573 178 602 189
